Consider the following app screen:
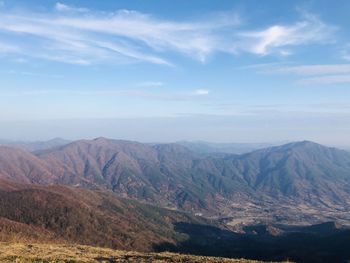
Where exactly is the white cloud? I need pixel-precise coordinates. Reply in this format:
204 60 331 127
194 89 210 95
0 13 170 65
238 13 335 55
55 2 70 12
55 2 88 13
0 7 241 65
52 9 240 63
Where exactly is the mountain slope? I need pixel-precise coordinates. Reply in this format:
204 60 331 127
0 179 208 251
226 141 350 205
176 141 278 155
36 138 229 212
0 146 55 184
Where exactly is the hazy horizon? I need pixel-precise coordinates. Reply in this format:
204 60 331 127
0 116 349 147
0 119 349 149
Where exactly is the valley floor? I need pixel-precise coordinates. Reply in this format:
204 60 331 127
0 243 286 263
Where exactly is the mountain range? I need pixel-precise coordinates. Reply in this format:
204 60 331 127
0 138 349 225
1 138 350 262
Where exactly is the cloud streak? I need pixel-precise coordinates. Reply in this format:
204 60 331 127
267 64 350 75
0 3 336 65
137 81 164 87
298 74 350 85
0 87 210 102
0 42 19 53
237 13 335 56
254 63 350 85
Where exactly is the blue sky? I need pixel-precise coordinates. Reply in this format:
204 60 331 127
0 0 350 145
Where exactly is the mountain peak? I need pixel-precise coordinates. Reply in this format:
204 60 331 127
277 140 325 151
294 140 320 146
288 140 320 147
93 137 110 142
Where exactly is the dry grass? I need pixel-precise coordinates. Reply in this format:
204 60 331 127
0 243 288 263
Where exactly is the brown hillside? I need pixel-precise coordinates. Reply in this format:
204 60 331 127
0 179 207 252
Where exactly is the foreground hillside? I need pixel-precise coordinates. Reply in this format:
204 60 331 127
0 180 349 262
0 179 209 251
0 243 272 263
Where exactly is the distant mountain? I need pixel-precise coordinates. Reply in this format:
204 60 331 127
0 138 350 224
0 146 55 184
176 141 281 155
0 138 70 152
225 141 350 204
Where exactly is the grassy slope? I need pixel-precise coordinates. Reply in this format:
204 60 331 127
0 243 285 263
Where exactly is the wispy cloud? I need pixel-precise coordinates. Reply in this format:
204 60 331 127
0 42 19 53
137 81 164 87
194 89 210 95
0 86 210 101
298 74 350 85
0 5 240 65
0 11 172 65
55 2 88 13
252 63 350 85
0 4 336 65
267 64 350 75
0 69 63 78
237 13 335 56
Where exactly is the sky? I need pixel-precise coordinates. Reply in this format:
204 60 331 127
0 0 350 145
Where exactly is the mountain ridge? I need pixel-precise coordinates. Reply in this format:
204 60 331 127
0 138 70 152
0 138 349 223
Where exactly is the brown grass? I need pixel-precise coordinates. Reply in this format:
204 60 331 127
0 243 290 263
